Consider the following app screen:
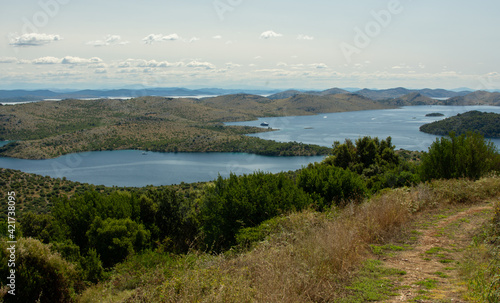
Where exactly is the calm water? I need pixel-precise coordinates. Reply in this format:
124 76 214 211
226 106 500 151
0 150 324 187
1 105 499 187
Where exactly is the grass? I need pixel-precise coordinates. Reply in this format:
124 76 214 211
458 206 500 303
339 259 405 302
77 176 500 302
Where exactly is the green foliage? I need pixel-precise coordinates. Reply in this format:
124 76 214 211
0 238 81 303
20 212 67 243
330 136 400 174
80 248 105 283
297 163 368 209
147 187 197 252
325 136 418 192
199 171 313 251
420 132 499 180
52 190 141 250
420 111 500 138
86 217 150 268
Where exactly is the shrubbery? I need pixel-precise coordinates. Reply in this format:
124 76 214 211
1 133 498 299
0 238 81 303
199 172 313 251
297 163 367 209
420 131 499 180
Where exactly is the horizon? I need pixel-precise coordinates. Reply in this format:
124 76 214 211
1 1 500 91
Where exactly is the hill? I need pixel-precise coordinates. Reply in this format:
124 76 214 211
442 90 500 106
419 110 500 137
274 93 387 115
0 94 391 159
267 87 349 100
354 87 470 100
377 92 439 106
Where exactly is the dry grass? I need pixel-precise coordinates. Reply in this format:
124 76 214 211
78 176 500 303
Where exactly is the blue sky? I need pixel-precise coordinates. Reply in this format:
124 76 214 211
1 0 499 90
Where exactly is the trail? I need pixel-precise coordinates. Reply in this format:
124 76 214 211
380 202 495 302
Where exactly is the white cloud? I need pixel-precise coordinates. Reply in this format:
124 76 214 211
188 37 200 43
225 62 242 69
0 57 18 64
260 30 283 39
87 35 129 47
212 35 222 39
9 33 62 47
32 56 61 64
117 59 182 68
136 59 176 68
277 62 288 67
310 63 328 69
392 64 411 69
61 56 103 65
142 33 180 44
297 34 314 40
186 60 216 70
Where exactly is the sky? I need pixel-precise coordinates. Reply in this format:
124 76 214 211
1 0 500 91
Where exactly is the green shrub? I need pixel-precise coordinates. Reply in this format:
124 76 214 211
199 172 313 252
420 132 499 180
297 163 368 209
86 217 150 267
0 238 81 303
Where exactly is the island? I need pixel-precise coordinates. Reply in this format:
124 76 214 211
419 110 500 138
0 93 391 159
425 113 445 117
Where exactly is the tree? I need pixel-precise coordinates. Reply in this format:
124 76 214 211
199 172 312 252
297 163 368 209
420 132 499 180
0 238 81 303
86 217 150 267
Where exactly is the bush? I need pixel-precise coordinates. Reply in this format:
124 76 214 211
86 217 150 267
297 163 368 209
0 238 81 303
199 172 313 252
420 132 499 180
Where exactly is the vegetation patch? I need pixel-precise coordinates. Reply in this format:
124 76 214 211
420 111 500 138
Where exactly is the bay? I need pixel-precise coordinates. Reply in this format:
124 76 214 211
0 150 324 187
226 106 500 151
1 105 499 187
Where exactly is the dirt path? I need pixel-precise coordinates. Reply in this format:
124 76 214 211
380 202 495 302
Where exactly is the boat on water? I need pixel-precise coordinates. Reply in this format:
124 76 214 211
260 122 269 127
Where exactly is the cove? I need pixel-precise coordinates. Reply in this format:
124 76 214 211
226 105 500 151
0 150 324 187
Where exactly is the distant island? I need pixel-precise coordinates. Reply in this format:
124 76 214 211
425 113 444 117
419 111 500 138
0 94 389 159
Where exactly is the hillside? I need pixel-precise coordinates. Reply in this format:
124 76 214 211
419 110 500 138
378 92 439 106
74 177 500 302
0 94 390 159
443 90 500 106
273 93 388 115
1 132 499 302
354 88 470 100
